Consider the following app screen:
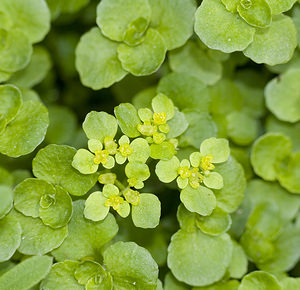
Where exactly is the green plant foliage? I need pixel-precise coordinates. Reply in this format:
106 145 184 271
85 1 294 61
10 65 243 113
1 0 300 288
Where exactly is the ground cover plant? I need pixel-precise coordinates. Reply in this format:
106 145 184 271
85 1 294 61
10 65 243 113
1 0 300 289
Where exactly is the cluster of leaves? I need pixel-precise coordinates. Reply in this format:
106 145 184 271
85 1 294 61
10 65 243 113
0 0 300 289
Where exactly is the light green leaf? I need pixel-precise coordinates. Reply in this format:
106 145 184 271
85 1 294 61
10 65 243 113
214 156 246 213
114 103 141 138
169 41 222 85
76 27 127 90
0 84 22 124
164 272 189 290
74 260 105 285
195 0 255 53
237 0 271 28
72 149 98 175
33 145 98 196
12 209 67 255
117 201 130 218
203 172 224 190
177 204 197 233
103 241 159 289
167 229 233 286
276 152 300 194
132 193 161 228
0 214 21 262
0 100 48 157
128 138 151 163
280 277 300 290
265 69 300 123
52 200 118 261
239 271 281 290
0 256 52 290
9 46 52 88
125 161 150 187
45 105 77 145
226 111 258 145
200 137 230 163
83 111 118 142
180 111 217 149
155 156 180 183
150 141 176 160
265 0 297 14
0 167 13 187
84 191 109 221
196 207 231 236
0 0 50 43
157 72 210 111
167 109 189 139
221 0 239 11
96 0 151 42
250 133 292 181
0 29 32 72
180 185 216 216
228 240 248 279
41 261 84 290
117 28 166 76
14 178 56 218
39 185 73 229
243 15 297 65
152 93 174 120
149 0 196 50
0 185 13 219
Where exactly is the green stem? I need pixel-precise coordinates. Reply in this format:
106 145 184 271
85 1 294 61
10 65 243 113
115 180 126 191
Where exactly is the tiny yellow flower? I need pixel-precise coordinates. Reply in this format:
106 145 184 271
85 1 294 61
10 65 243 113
124 188 140 206
153 112 167 125
137 121 157 136
105 195 124 211
93 149 109 165
178 166 191 179
119 143 133 157
201 155 215 171
104 136 118 155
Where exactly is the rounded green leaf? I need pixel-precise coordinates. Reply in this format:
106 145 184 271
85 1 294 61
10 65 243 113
128 138 151 163
39 185 73 229
132 193 161 228
155 156 180 183
228 240 248 279
180 111 217 149
200 137 230 163
12 210 67 255
0 29 32 73
9 46 52 88
117 201 130 218
96 0 151 42
117 28 166 76
114 103 141 138
74 260 106 285
150 141 176 160
0 84 22 124
0 0 50 43
180 185 216 216
76 27 127 90
226 111 258 145
0 214 21 262
103 241 159 289
52 200 118 261
41 261 84 290
276 152 300 194
251 133 292 181
203 172 224 190
33 145 98 196
265 69 300 123
164 272 190 290
0 167 13 187
83 111 118 142
167 109 189 139
221 0 239 11
167 229 233 286
157 72 210 112
169 41 222 86
265 0 297 14
125 161 150 182
239 271 281 290
195 0 255 53
237 0 271 28
196 207 231 236
152 93 174 120
72 149 98 175
149 0 196 50
0 255 53 290
243 15 297 65
0 185 13 219
45 105 77 145
0 100 48 157
84 191 109 221
214 156 246 213
14 178 56 218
